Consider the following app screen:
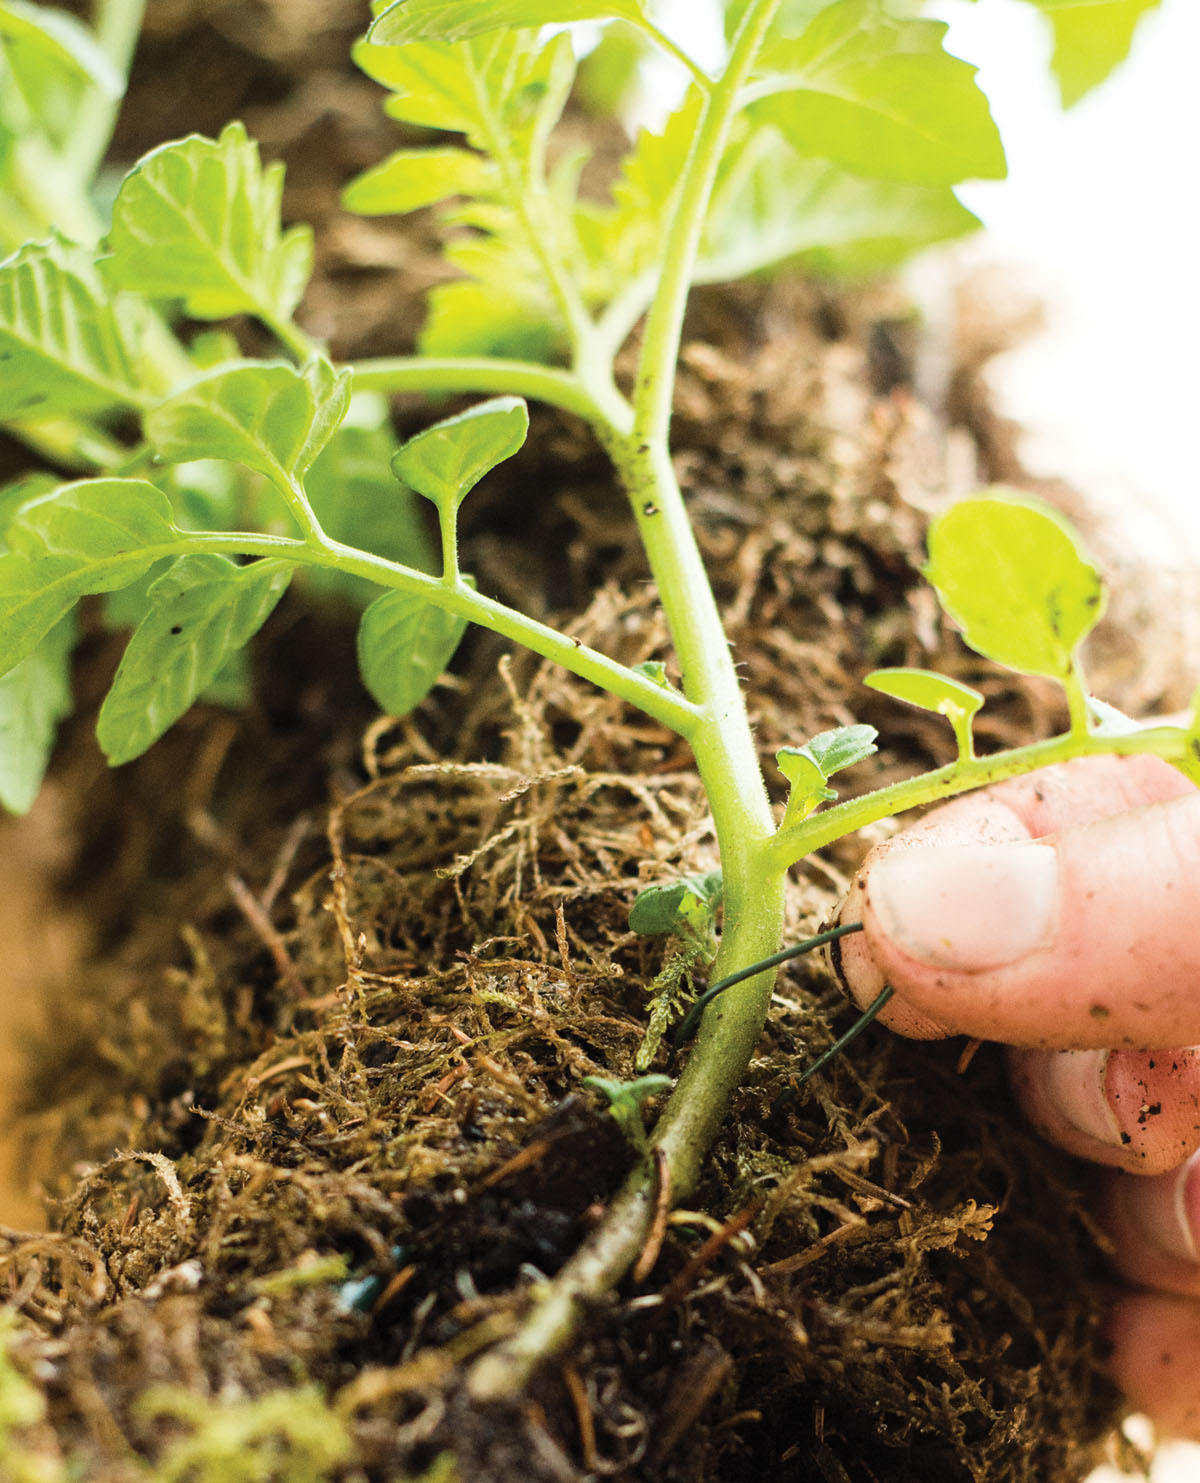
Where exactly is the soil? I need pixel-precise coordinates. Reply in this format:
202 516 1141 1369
1 4 1192 1481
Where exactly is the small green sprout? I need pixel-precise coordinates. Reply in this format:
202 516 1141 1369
582 1073 674 1153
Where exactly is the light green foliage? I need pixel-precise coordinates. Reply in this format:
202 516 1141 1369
748 0 1007 187
864 667 983 759
394 396 528 514
343 145 497 215
0 238 152 420
632 659 671 690
350 30 576 357
135 1384 350 1483
1028 0 1162 107
924 492 1104 683
582 1073 673 1152
103 121 313 327
357 589 469 716
697 125 980 282
0 1 121 135
97 555 293 765
629 869 723 937
146 359 352 500
369 1 648 46
0 615 73 813
0 479 180 676
777 723 878 826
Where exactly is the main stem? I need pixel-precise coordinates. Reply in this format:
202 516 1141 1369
469 0 785 1400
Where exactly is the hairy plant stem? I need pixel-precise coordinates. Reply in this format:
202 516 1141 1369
770 722 1200 871
351 357 627 433
468 0 787 1400
119 529 701 737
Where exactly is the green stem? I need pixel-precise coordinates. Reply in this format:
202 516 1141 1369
5 416 128 474
632 0 782 453
263 312 321 364
438 511 459 586
769 724 1200 873
469 0 787 1402
350 357 628 433
64 0 148 184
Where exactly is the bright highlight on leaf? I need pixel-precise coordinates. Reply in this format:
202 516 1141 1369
104 121 313 327
393 397 528 514
97 555 293 766
924 492 1105 682
864 667 983 760
748 0 1007 188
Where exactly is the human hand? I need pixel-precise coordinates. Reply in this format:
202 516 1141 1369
833 753 1200 1436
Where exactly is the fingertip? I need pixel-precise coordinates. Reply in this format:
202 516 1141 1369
1109 1293 1200 1440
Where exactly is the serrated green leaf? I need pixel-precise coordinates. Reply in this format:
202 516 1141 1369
802 723 879 777
103 121 313 325
146 359 352 493
341 146 496 215
369 0 645 46
357 589 468 717
863 668 984 721
699 126 980 282
97 554 292 765
0 239 150 420
751 0 1005 187
1029 0 1161 107
629 871 722 936
0 612 73 814
394 398 528 514
924 493 1105 680
593 89 702 281
0 478 179 676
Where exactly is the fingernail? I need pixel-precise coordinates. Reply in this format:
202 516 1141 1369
1122 1152 1200 1264
868 843 1058 971
1042 1049 1126 1149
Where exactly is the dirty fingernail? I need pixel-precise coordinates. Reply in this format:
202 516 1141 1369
1120 1152 1200 1265
1042 1049 1126 1149
868 843 1058 972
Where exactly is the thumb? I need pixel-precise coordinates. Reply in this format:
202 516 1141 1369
833 754 1199 1049
854 787 1200 1049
